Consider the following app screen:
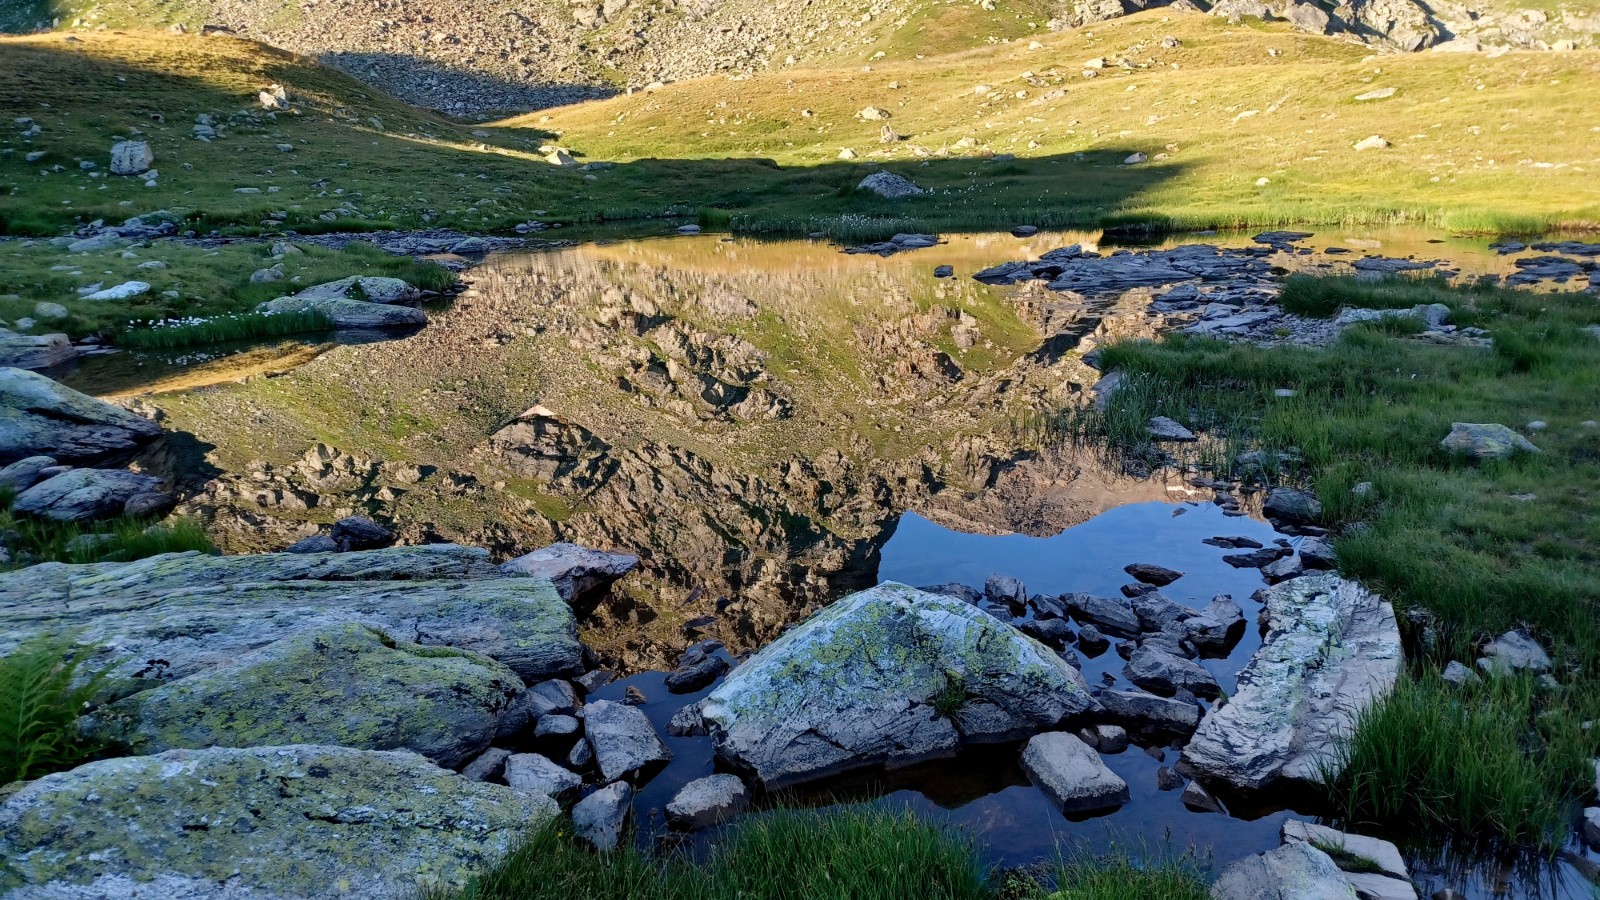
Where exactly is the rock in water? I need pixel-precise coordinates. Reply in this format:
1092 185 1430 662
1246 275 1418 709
0 544 584 686
1211 842 1358 900
666 774 751 830
1020 731 1129 814
1183 574 1400 791
698 583 1098 788
0 367 163 466
856 171 923 198
0 329 75 371
109 140 153 175
584 699 671 782
11 468 169 523
1439 423 1541 460
0 745 555 899
98 623 532 768
571 782 633 851
500 542 641 601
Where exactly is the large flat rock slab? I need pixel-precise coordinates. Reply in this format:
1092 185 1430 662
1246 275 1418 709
1183 574 1400 791
0 544 583 689
0 745 556 900
699 582 1098 789
0 367 163 466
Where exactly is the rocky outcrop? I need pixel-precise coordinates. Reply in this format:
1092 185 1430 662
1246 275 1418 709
0 330 74 371
11 468 171 523
697 583 1097 788
258 277 427 329
0 367 163 466
97 623 532 768
0 544 584 688
0 745 556 900
1183 574 1401 791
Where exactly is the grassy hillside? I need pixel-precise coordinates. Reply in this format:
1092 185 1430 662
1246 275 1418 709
2 15 1598 240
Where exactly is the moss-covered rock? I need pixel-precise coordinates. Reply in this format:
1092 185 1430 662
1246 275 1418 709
97 624 532 768
698 582 1098 788
0 544 582 691
0 745 556 899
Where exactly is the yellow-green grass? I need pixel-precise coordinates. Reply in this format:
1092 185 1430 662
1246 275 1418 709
3 15 1598 241
0 238 451 339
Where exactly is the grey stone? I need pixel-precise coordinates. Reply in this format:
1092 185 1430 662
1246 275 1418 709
0 368 163 466
1262 554 1306 583
0 455 56 492
1125 562 1184 586
0 745 555 900
1281 819 1409 881
1440 423 1540 460
567 737 594 769
1584 808 1600 850
666 773 751 830
109 140 153 175
1187 596 1246 653
504 752 582 804
1181 779 1225 813
294 276 420 305
1066 592 1141 637
12 468 166 523
1211 842 1358 900
1077 724 1128 753
857 171 923 198
1441 660 1479 686
571 782 633 851
1264 487 1322 524
0 329 75 371
1020 731 1129 814
984 573 1028 612
460 747 512 781
1132 593 1191 631
1299 537 1337 569
1076 623 1110 654
584 699 670 782
699 583 1097 788
665 654 730 693
84 281 151 302
1127 646 1221 698
330 515 394 551
1478 629 1552 675
96 623 530 768
1286 1 1331 32
531 679 580 715
258 294 427 329
500 542 641 602
1093 688 1202 735
1148 416 1197 442
535 714 581 743
0 544 583 686
285 534 337 553
1184 574 1401 790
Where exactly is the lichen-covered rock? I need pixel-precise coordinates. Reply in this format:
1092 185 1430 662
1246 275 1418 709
1211 841 1357 900
1440 423 1540 461
856 171 923 198
0 544 583 689
258 294 428 329
1183 574 1400 791
98 624 531 768
0 367 163 466
0 745 556 900
699 583 1098 788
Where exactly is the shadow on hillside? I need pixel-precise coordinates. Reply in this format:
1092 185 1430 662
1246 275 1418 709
319 51 617 118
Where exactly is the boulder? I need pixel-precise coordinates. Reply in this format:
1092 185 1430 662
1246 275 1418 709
500 542 641 602
984 573 1028 612
0 368 163 466
1126 646 1221 698
330 515 394 551
0 745 555 899
109 140 153 175
1186 595 1246 653
1020 731 1129 814
461 747 512 781
857 171 923 198
571 782 633 851
285 534 337 554
0 544 583 687
1065 592 1141 637
583 699 670 782
1132 593 1192 632
698 583 1098 788
97 623 531 768
0 455 57 492
12 468 168 523
1478 629 1552 675
1184 574 1400 791
666 773 751 830
0 330 75 371
1125 562 1184 586
664 654 730 693
293 276 421 305
1439 423 1540 460
84 281 151 302
1094 688 1203 735
504 752 583 805
1263 487 1322 524
258 294 427 329
1211 842 1358 900
1285 0 1331 32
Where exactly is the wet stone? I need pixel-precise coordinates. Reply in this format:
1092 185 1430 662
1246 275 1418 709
1124 562 1184 586
1020 732 1129 815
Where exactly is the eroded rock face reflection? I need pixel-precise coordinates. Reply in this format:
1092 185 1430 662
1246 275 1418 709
151 235 1179 670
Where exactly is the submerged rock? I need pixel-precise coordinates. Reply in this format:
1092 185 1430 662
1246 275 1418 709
1183 574 1400 791
500 542 641 602
1021 731 1129 815
0 367 163 466
0 745 555 900
98 623 531 768
699 583 1097 788
0 544 584 687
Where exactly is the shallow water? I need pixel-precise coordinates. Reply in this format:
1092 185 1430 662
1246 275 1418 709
110 226 1600 895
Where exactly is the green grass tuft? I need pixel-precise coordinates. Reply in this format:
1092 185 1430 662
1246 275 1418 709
0 632 108 784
